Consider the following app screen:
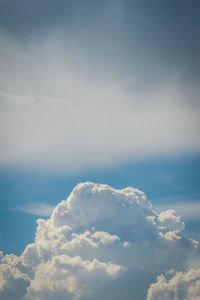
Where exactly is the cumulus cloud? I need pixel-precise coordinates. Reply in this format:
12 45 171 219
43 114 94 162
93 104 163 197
147 268 200 300
0 252 31 300
156 201 200 221
0 182 198 299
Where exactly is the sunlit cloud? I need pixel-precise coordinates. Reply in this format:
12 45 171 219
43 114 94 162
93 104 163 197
147 268 200 300
0 182 199 299
155 200 200 221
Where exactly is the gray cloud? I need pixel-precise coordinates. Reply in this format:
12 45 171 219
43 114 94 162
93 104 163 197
0 30 199 171
0 0 199 84
0 1 199 171
0 252 31 300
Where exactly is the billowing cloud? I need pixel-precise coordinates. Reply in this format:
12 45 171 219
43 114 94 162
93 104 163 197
147 268 200 300
0 182 198 299
0 252 31 300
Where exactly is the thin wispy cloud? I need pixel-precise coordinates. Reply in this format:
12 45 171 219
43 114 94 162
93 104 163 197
16 202 55 217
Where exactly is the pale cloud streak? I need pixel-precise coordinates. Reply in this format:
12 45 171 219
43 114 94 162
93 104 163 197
16 202 54 217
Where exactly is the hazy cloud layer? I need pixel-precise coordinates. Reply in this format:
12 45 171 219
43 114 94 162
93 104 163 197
0 0 200 172
0 31 199 172
0 182 198 299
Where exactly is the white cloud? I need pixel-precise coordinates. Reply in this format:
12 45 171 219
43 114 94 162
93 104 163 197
155 201 200 221
0 182 198 300
0 32 199 172
158 209 185 232
147 268 200 300
24 255 123 300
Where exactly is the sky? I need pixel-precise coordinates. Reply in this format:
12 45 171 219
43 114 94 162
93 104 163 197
0 0 200 299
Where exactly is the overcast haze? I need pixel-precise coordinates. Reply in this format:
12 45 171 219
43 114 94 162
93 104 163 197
0 0 200 171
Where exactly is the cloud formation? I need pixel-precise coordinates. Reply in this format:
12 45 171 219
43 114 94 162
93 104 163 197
156 201 200 221
0 182 198 299
147 268 200 300
16 202 54 217
0 29 199 172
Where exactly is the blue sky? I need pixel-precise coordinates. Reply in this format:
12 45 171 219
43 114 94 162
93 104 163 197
0 155 200 256
0 1 200 299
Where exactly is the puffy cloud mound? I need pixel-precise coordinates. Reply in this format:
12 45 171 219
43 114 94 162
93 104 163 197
0 252 31 300
147 268 200 300
0 182 198 300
